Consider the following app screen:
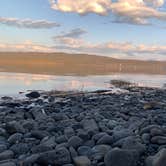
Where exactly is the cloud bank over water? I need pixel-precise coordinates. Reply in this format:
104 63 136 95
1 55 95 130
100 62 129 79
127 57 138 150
0 41 54 52
1 37 166 60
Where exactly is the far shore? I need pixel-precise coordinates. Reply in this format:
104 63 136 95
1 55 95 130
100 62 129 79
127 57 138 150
0 52 166 75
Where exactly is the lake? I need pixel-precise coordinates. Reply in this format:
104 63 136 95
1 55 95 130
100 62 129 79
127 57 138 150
0 72 166 97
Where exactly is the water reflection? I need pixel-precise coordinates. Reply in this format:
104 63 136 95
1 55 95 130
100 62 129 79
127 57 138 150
0 72 166 96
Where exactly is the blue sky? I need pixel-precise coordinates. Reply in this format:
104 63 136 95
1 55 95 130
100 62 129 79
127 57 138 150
0 0 166 60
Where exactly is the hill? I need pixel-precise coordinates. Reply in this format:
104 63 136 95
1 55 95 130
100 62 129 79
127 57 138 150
0 52 166 75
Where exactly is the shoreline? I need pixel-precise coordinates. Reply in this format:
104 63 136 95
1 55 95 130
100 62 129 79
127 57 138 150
0 86 166 165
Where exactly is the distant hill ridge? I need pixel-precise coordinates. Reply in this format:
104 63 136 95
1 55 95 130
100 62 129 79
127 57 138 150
0 52 166 75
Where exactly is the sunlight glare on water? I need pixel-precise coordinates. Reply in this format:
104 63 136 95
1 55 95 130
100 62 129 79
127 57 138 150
0 72 166 96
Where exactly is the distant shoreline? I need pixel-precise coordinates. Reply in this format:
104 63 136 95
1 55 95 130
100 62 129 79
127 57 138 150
0 52 166 75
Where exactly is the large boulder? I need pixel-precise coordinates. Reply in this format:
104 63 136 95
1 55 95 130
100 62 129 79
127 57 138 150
37 147 71 165
68 136 83 149
8 133 23 144
5 121 25 134
97 135 114 145
104 148 138 166
0 150 14 161
112 129 133 142
10 143 30 156
146 148 166 166
90 145 111 161
73 156 91 166
121 136 146 155
82 119 99 135
26 91 40 99
151 136 166 145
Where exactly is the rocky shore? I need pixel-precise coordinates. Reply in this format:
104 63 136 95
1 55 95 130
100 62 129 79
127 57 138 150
0 86 166 166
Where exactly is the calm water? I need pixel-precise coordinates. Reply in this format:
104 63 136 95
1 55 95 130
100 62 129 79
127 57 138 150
0 72 166 97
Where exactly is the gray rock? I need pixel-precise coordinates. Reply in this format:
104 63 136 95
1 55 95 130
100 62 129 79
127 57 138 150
97 135 113 145
151 136 166 144
56 143 68 149
0 145 7 153
104 148 138 166
0 128 7 137
24 137 38 144
20 154 40 166
26 91 40 98
10 143 30 156
142 133 150 144
5 121 25 134
31 144 52 153
77 146 91 156
68 136 83 149
84 140 95 147
52 113 66 121
92 132 107 142
30 130 48 140
82 119 99 135
158 145 166 151
64 127 75 139
122 136 146 155
77 130 90 141
73 156 91 166
113 129 133 142
69 147 78 158
0 162 16 166
107 120 119 129
37 147 71 165
150 128 163 137
31 109 47 120
22 120 35 131
56 135 68 144
140 125 160 135
0 137 8 146
90 145 111 160
8 133 23 144
146 148 166 166
0 150 14 161
40 136 56 148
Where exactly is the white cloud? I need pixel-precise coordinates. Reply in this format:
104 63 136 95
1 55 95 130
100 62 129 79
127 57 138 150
110 0 166 25
49 0 111 15
57 28 87 38
144 0 164 7
0 17 60 29
53 28 87 47
52 29 166 60
0 41 54 52
1 36 166 60
1 39 166 60
49 0 166 25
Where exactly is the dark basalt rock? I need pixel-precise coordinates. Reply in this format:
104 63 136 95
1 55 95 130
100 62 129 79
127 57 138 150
0 150 14 161
26 91 40 99
36 147 71 165
0 87 166 165
104 148 139 166
146 148 166 166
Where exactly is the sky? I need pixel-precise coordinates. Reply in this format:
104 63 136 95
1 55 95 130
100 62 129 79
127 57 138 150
0 0 166 60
